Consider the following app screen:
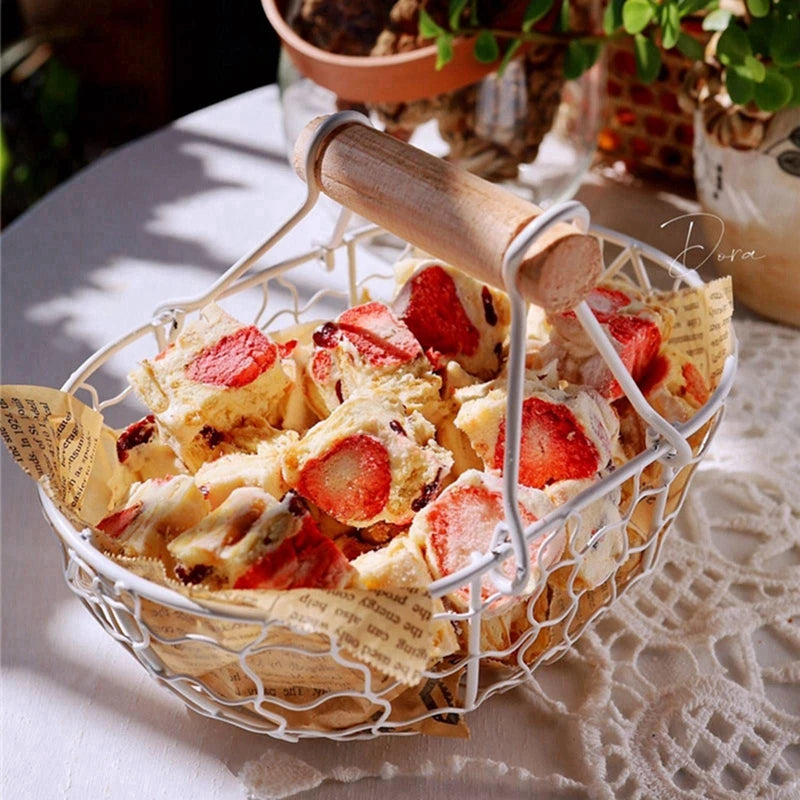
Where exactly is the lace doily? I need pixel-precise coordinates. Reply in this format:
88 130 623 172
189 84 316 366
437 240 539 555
238 318 800 800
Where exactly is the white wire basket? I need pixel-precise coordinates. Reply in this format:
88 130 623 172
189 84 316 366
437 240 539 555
39 114 736 741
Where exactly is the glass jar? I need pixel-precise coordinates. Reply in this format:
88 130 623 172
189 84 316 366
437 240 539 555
279 45 604 208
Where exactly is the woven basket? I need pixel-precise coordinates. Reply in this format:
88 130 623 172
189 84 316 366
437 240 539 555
598 26 709 183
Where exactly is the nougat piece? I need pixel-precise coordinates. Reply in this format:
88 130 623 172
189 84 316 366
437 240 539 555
115 415 187 482
95 475 209 564
392 259 510 379
272 320 323 434
303 301 440 418
352 534 459 661
545 479 624 590
638 346 710 423
410 470 561 608
128 303 291 470
168 488 355 590
193 431 298 508
454 377 620 490
283 394 453 528
537 280 674 401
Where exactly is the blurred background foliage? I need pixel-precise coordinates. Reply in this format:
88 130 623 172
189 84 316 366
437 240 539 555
1 0 281 227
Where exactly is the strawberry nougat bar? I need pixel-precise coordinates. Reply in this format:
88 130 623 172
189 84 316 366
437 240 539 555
282 394 453 528
168 487 355 590
454 377 620 490
129 303 291 470
392 259 510 379
304 301 441 419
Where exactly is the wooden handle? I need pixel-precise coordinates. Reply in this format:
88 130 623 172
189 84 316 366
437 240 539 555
294 117 602 312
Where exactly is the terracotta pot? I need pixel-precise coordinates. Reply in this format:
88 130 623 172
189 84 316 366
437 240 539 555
261 0 502 103
693 108 800 328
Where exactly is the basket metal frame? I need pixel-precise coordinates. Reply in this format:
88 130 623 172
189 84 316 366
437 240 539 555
38 113 737 741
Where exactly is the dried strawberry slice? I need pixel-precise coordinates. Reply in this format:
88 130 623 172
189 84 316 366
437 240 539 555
494 397 601 488
395 266 480 357
607 315 661 384
310 348 334 383
427 484 539 600
297 434 391 523
233 516 352 590
337 302 423 367
97 502 144 538
561 286 633 322
681 362 709 406
116 415 157 462
185 326 278 388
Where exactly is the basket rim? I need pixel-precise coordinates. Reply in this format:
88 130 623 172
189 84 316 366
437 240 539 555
39 223 738 622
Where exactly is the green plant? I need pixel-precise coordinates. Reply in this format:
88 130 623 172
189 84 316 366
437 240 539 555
420 0 800 113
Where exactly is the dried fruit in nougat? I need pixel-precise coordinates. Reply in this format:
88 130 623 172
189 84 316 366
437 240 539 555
304 301 440 418
539 281 673 400
95 475 209 564
168 487 355 590
392 259 510 379
282 394 453 527
128 303 291 470
115 415 187 482
454 377 620 490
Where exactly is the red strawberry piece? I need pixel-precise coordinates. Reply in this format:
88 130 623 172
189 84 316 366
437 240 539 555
97 502 144 538
277 339 298 359
427 484 539 600
185 326 278 388
297 434 391 523
638 353 670 397
561 286 633 322
681 362 709 405
116 415 157 462
337 302 423 367
395 266 480 357
233 516 352 590
310 349 333 383
494 397 601 488
607 315 661 383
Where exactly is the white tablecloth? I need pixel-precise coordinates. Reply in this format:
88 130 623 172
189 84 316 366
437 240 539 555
2 86 798 800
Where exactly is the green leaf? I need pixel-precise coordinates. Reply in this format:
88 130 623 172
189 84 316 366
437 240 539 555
753 67 793 111
633 32 662 82
742 54 766 82
523 0 555 31
747 18 774 56
662 2 681 49
449 0 469 30
0 127 11 187
725 68 755 104
474 30 500 63
564 40 587 79
582 42 602 70
702 8 732 31
716 24 751 65
623 0 654 34
436 34 454 69
497 38 523 76
678 0 713 15
782 66 800 107
771 16 800 68
559 0 571 32
419 9 445 39
745 0 769 18
676 31 705 61
603 0 624 35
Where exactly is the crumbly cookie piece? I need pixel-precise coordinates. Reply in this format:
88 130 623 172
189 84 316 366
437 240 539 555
454 377 620 490
128 303 291 470
304 301 441 418
95 474 209 564
392 259 510 379
283 394 453 527
352 534 459 660
168 488 355 590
